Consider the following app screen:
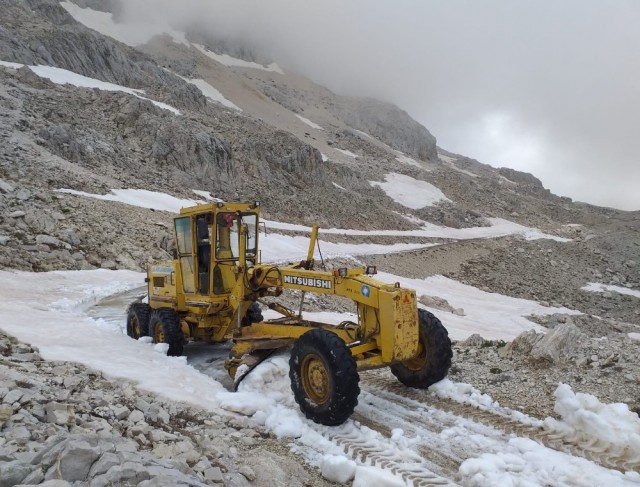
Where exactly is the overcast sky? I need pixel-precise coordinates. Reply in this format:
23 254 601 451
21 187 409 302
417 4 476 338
123 0 640 210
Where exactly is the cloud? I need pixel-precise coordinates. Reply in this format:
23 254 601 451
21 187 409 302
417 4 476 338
118 0 640 210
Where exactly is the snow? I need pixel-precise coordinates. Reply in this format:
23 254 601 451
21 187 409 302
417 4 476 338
0 269 637 486
259 233 435 264
320 153 329 162
336 148 358 158
0 60 23 69
193 44 284 74
191 189 222 202
263 216 571 242
544 384 640 461
0 61 181 115
629 332 640 341
376 272 581 341
352 466 405 487
369 173 450 209
295 114 324 130
320 455 356 483
332 182 346 190
459 436 639 487
395 153 422 168
581 282 640 298
56 188 201 213
184 78 241 110
60 2 189 47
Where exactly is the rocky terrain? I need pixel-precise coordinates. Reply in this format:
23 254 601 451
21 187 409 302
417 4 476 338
0 331 331 487
0 0 639 485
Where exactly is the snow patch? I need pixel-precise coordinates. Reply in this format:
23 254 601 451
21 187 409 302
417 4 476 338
377 272 581 341
56 188 201 213
60 2 188 46
369 173 450 209
581 282 640 298
193 44 283 74
4 63 181 114
191 190 222 202
184 78 241 110
395 153 422 168
332 182 346 191
628 332 640 341
295 114 323 130
336 148 358 158
320 153 329 162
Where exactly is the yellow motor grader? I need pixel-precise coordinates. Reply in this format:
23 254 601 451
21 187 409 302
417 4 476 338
126 201 452 425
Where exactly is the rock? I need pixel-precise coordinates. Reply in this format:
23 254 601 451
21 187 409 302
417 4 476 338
0 460 32 487
44 440 100 482
24 209 56 234
36 235 63 247
128 409 145 423
0 404 14 423
460 334 486 346
530 323 587 363
3 389 25 404
0 179 14 193
499 330 542 358
0 236 10 245
100 260 117 270
45 402 75 426
238 465 256 481
146 405 170 424
203 466 224 483
8 210 25 218
111 405 130 420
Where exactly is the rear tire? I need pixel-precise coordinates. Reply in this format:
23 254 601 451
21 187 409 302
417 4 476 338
289 329 360 426
390 309 452 388
149 308 184 356
126 303 150 339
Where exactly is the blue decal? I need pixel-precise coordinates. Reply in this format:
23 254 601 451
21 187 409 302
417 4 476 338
361 285 371 298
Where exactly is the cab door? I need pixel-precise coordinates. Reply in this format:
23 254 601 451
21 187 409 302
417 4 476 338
174 216 196 294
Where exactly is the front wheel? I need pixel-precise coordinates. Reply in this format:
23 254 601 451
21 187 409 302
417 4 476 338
289 329 360 426
126 303 150 339
390 309 452 388
149 308 184 356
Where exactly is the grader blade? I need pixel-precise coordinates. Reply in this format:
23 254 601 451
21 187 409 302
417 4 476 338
231 349 279 390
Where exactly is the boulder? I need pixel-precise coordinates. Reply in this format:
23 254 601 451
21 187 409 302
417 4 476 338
530 323 587 363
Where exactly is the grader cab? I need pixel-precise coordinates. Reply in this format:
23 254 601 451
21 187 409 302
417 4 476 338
127 201 452 425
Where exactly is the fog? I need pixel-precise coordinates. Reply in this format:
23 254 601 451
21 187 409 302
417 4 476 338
121 0 640 210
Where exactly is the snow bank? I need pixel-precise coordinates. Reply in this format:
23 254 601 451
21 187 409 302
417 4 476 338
543 384 640 464
581 282 640 298
193 44 283 73
184 78 241 110
369 173 450 209
0 270 226 410
460 436 639 486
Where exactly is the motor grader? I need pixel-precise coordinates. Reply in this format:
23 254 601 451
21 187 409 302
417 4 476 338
126 201 452 425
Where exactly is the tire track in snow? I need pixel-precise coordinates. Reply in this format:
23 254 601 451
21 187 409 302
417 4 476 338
362 374 639 473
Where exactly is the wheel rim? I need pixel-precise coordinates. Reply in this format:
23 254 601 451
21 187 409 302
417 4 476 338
154 324 165 343
403 340 427 371
300 353 330 405
131 316 140 338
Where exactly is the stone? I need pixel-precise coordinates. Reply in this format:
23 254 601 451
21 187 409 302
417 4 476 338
9 210 25 218
89 452 120 477
24 209 56 234
530 323 587 363
0 179 14 193
0 404 15 423
203 466 224 483
3 389 25 404
0 460 32 487
44 440 100 482
36 235 63 247
45 402 75 426
146 405 170 424
103 461 151 485
111 405 130 420
238 465 256 481
460 334 485 346
128 409 145 423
